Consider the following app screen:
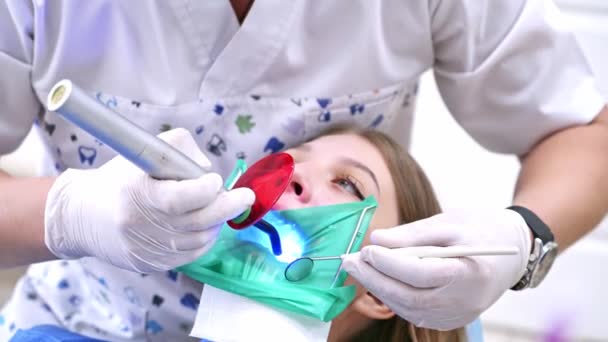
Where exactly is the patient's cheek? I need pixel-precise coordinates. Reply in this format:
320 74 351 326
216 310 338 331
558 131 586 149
361 227 376 247
274 193 352 211
344 276 366 297
341 228 376 293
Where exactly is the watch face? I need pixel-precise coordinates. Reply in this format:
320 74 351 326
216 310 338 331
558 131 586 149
530 242 559 287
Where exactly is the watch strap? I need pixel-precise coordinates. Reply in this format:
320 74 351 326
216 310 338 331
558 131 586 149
507 205 554 243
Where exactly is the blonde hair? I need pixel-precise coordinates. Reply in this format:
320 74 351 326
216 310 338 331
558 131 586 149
319 125 465 342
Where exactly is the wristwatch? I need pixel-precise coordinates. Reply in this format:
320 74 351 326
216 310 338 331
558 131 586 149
507 205 559 290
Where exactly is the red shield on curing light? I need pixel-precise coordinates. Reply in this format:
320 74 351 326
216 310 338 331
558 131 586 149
227 152 294 229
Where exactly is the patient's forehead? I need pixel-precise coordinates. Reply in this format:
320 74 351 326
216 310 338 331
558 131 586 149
302 133 384 170
304 133 378 157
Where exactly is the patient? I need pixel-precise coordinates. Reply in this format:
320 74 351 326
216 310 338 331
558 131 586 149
276 126 465 342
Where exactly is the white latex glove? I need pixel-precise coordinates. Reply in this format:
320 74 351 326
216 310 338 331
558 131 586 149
341 209 532 330
44 128 255 273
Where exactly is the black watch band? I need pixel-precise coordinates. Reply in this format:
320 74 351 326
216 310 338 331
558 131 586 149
507 205 554 243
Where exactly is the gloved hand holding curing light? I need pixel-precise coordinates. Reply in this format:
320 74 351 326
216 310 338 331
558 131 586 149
44 128 255 273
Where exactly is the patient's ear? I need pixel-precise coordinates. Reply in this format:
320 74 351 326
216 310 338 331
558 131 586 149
352 291 395 320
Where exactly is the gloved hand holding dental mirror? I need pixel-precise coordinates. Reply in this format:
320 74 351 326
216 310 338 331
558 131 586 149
284 245 518 282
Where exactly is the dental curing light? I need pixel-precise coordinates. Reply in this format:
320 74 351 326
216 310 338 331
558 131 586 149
47 79 294 255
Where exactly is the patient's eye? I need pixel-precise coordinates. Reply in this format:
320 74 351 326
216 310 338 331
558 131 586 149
334 175 364 200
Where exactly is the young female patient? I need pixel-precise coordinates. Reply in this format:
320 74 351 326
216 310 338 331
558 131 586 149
275 126 465 342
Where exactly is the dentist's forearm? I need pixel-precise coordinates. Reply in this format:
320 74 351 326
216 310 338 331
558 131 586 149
513 106 608 249
0 170 57 268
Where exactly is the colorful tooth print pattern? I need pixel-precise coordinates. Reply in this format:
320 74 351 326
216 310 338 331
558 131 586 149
5 82 416 341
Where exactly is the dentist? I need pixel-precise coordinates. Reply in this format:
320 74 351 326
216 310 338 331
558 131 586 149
1 0 607 340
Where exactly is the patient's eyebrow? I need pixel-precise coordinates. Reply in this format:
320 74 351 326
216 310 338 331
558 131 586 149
340 157 380 194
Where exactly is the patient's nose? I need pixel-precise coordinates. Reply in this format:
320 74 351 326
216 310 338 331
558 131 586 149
274 172 312 209
287 171 312 203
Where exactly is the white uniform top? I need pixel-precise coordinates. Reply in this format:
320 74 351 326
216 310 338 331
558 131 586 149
0 0 604 341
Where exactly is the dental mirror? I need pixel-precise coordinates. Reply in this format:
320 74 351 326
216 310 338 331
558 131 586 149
284 246 520 282
284 256 339 282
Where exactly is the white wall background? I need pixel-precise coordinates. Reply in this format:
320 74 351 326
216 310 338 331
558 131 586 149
0 1 606 341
